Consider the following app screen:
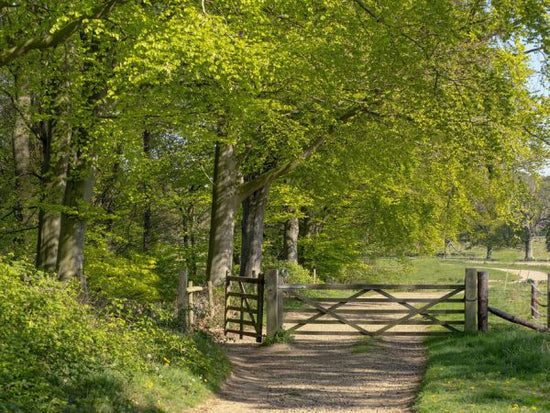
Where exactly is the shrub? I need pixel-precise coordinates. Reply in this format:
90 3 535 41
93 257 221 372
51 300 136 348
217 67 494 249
0 257 230 413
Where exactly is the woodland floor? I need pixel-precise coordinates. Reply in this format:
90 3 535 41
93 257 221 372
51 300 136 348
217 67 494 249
188 293 439 413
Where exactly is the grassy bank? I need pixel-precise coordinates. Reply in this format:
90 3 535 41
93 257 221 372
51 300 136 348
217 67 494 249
0 258 230 413
415 328 550 413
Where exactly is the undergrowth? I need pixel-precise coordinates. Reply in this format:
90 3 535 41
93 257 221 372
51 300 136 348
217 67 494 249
0 257 230 413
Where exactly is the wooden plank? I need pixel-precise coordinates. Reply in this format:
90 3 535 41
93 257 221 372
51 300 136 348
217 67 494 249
286 289 371 332
290 308 465 314
266 269 280 339
226 318 256 327
225 329 259 338
377 331 454 336
256 273 265 343
236 279 257 337
226 276 264 284
226 305 258 313
374 288 461 333
188 281 195 326
465 268 477 332
287 291 373 336
285 319 465 325
224 276 230 335
186 286 204 293
488 306 549 332
477 271 488 332
291 330 452 336
227 292 258 300
373 287 465 335
280 283 465 291
288 297 464 303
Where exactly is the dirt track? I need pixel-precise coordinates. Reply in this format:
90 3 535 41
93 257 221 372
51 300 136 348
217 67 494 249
487 267 548 282
188 292 446 413
189 338 425 413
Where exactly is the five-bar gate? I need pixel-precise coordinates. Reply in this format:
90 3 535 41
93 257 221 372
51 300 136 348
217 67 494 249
224 275 265 342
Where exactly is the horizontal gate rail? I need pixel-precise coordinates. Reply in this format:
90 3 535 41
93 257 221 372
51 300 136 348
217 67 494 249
292 308 465 314
285 297 464 303
227 276 264 284
284 319 465 325
280 283 464 290
291 331 452 336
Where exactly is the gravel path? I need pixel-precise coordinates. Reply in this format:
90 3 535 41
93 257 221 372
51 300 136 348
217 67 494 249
487 267 549 282
190 337 425 413
189 292 438 413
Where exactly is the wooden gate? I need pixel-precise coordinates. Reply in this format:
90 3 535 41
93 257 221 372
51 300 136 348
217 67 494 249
224 275 265 342
266 269 477 338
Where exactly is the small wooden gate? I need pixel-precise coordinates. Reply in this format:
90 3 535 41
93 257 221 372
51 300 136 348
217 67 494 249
224 275 265 342
266 269 477 338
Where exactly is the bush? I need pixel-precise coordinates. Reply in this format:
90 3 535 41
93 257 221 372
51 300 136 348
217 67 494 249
278 261 315 284
0 257 230 413
86 247 161 301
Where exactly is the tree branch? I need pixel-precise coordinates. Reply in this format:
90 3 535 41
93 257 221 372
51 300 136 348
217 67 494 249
238 135 326 202
237 103 378 202
0 0 124 66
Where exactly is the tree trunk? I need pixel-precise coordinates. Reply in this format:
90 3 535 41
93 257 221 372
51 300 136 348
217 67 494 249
11 92 33 224
284 215 299 263
182 203 198 279
486 244 493 260
524 226 534 261
35 122 70 271
142 130 152 252
56 149 95 286
240 184 269 278
206 142 238 284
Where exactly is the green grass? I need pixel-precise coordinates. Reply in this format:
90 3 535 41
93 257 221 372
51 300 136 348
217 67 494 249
414 328 550 413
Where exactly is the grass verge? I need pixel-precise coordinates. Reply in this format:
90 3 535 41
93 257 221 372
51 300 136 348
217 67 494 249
414 327 550 413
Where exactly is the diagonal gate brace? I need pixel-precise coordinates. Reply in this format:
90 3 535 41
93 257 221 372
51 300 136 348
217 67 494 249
287 290 374 336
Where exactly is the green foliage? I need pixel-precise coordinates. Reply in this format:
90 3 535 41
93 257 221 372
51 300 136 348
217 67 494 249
86 246 161 301
0 257 230 413
278 261 316 284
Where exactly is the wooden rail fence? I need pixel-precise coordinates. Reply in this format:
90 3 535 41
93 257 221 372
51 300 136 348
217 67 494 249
529 276 549 329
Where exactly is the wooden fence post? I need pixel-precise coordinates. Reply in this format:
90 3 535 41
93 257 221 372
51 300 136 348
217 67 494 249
465 268 477 332
176 269 188 332
224 276 230 335
188 280 195 326
530 280 538 319
547 273 550 329
266 269 281 338
477 270 488 332
256 273 265 343
208 280 214 315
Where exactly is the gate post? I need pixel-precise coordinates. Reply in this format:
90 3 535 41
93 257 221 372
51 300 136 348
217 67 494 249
465 268 477 332
266 269 281 338
477 270 488 332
